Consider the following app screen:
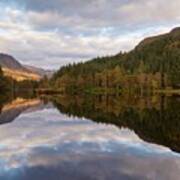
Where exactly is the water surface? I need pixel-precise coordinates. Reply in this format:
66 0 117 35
0 95 179 180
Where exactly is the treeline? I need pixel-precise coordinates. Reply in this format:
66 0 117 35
48 27 180 94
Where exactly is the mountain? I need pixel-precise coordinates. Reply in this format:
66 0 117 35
0 53 41 81
0 98 42 125
51 27 180 92
24 65 54 78
136 27 180 49
0 53 27 72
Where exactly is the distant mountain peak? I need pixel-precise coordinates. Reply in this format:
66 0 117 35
24 65 54 78
0 53 27 72
0 53 42 81
136 26 180 49
170 27 180 33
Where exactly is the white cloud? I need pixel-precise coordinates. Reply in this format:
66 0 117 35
0 1 179 69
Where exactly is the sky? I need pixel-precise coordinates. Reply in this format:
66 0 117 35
0 0 180 70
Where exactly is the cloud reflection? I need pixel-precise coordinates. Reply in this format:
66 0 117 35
0 104 179 180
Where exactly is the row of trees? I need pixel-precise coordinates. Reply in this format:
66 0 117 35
52 64 163 94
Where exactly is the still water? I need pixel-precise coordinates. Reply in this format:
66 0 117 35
0 95 180 180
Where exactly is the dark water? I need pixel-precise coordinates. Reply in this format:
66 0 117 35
0 94 180 180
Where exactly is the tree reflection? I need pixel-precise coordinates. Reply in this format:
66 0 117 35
52 94 180 153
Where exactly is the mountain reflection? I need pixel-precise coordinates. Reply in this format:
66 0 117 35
51 94 180 153
0 98 43 124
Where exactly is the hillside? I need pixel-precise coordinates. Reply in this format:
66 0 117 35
0 98 42 125
0 53 27 72
0 54 41 81
2 67 41 82
24 65 54 78
51 27 180 93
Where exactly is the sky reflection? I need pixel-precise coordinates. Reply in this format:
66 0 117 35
0 102 179 180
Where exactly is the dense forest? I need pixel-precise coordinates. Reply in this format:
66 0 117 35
48 27 180 94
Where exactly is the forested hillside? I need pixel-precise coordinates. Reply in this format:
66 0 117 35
50 27 180 94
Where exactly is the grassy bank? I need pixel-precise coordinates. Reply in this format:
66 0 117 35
155 89 180 95
36 87 180 96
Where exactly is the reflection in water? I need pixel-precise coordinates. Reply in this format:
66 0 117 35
0 98 43 124
0 95 179 180
52 94 180 153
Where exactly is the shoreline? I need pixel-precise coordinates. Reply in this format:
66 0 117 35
36 88 180 96
155 89 180 95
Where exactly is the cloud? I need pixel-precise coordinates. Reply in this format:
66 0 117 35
0 0 179 69
16 0 180 29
